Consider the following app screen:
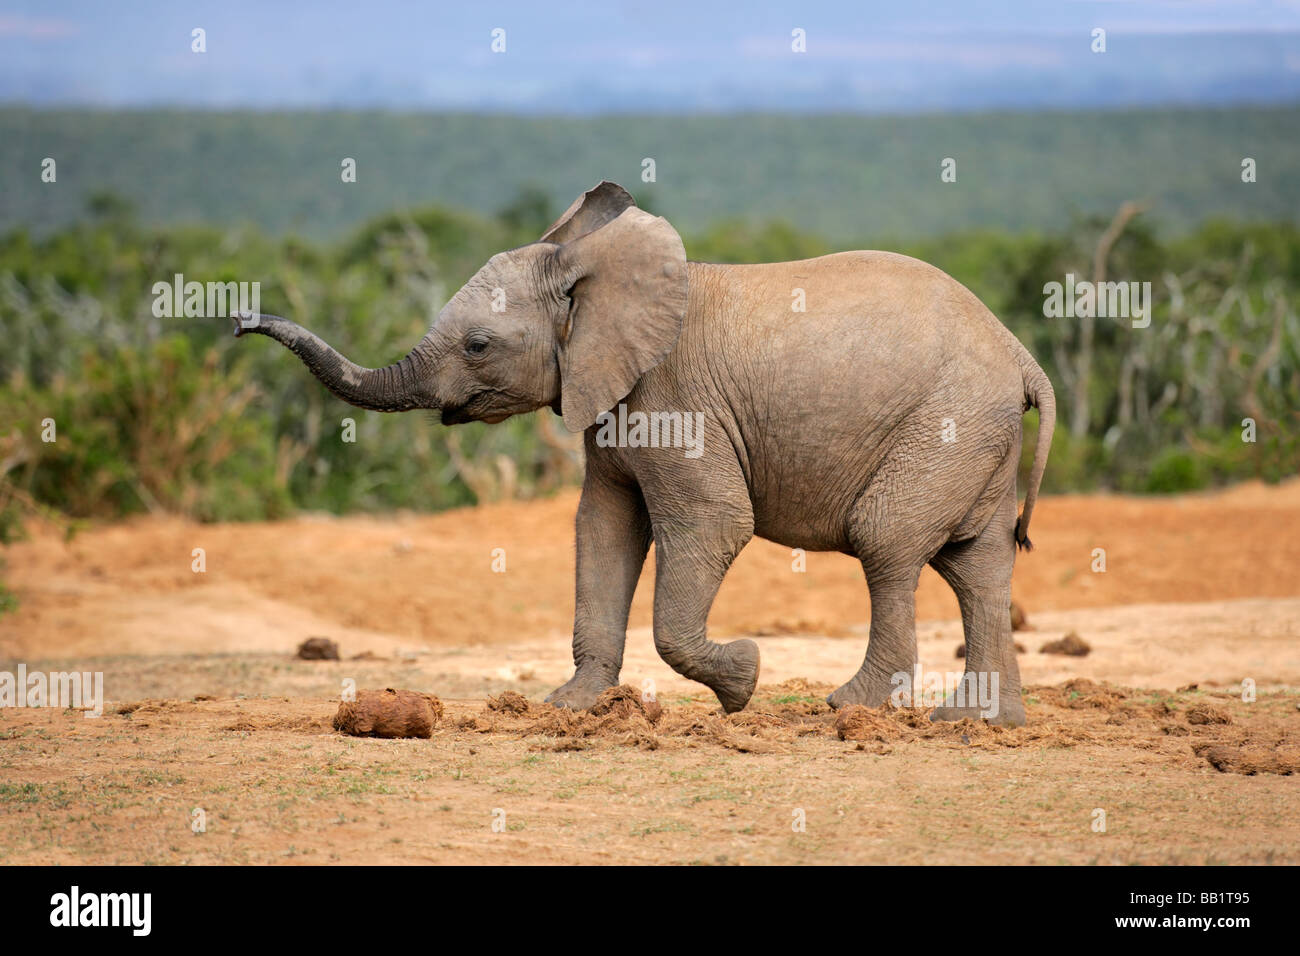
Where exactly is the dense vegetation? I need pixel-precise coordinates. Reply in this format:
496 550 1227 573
2 187 1296 539
5 106 1298 242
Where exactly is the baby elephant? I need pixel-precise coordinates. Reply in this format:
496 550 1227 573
233 181 1053 726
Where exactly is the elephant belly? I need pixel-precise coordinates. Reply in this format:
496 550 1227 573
737 383 1022 557
744 447 882 554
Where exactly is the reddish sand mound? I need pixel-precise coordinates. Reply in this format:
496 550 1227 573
3 480 1299 658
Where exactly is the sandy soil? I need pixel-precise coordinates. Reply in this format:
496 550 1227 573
1 481 1298 865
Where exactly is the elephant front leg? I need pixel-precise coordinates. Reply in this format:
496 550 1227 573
546 475 651 710
651 519 760 714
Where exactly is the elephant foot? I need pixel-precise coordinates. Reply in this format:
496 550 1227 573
545 666 618 711
826 672 897 711
706 639 761 714
930 694 1025 728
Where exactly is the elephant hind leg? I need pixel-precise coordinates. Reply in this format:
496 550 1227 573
828 432 973 711
826 566 921 710
928 483 1024 727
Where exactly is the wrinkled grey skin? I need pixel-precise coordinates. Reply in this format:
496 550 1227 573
234 182 1055 726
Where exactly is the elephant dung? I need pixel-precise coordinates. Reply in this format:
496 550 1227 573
589 684 664 724
1194 743 1300 776
1039 632 1091 656
297 637 340 660
333 688 444 739
1184 703 1232 725
486 690 533 715
834 705 896 742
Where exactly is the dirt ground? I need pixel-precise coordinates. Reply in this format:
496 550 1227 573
1 481 1298 865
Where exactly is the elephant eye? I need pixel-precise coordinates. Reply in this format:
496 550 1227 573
465 334 490 356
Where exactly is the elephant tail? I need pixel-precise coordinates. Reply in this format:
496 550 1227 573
1014 357 1056 552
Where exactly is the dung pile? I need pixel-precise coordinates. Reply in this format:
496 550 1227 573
1194 742 1300 775
297 637 340 660
437 678 1289 771
1185 702 1232 725
333 688 444 739
462 685 665 748
1039 632 1091 656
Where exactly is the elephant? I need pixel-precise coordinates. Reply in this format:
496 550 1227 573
231 181 1054 726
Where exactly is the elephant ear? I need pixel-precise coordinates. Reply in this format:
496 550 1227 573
540 181 637 244
554 206 688 433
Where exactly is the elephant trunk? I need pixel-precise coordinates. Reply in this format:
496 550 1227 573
233 313 436 412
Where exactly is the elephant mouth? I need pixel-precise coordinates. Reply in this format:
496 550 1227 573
440 402 477 426
440 391 512 426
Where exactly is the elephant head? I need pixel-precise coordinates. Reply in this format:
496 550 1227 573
233 182 688 432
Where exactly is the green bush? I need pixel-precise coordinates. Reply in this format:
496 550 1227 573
2 338 289 521
1144 449 1208 494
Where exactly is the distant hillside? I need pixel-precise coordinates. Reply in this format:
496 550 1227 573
4 106 1297 241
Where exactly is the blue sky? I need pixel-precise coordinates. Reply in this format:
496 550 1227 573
4 0 1300 111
